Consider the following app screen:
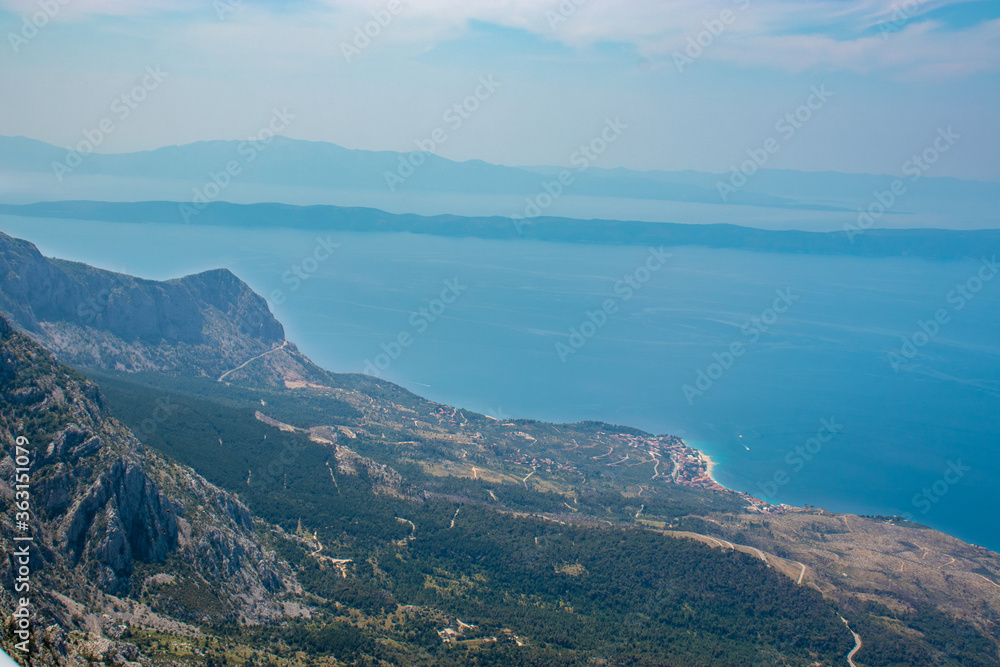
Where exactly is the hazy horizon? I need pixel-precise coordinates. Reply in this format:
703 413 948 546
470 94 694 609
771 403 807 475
3 1 1000 181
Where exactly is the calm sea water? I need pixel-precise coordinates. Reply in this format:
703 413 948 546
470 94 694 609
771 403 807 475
4 215 998 551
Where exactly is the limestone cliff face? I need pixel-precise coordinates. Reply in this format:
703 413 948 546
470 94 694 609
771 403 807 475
0 315 301 664
0 231 285 378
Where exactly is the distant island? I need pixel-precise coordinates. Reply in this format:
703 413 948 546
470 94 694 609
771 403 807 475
2 199 999 260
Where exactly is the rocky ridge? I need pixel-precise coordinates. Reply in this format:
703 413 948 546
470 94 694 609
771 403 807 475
0 232 326 386
0 315 302 664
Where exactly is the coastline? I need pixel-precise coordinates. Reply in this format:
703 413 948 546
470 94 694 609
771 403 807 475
678 439 780 514
700 450 721 487
681 438 727 487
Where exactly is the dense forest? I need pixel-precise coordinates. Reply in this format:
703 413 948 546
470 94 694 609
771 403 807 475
86 370 853 664
71 368 998 666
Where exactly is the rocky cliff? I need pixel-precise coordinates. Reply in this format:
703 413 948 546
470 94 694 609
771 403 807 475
0 232 324 384
0 315 302 664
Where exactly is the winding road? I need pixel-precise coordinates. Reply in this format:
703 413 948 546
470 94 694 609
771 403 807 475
396 517 416 543
655 528 808 586
218 340 288 381
840 616 862 667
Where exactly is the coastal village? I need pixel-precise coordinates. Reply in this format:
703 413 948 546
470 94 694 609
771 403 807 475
593 430 784 514
427 404 789 515
338 395 788 518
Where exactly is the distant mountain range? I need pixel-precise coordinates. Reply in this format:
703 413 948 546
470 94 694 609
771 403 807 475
2 134 998 230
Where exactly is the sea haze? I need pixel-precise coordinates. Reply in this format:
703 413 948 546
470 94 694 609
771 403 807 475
3 214 998 551
4 134 999 231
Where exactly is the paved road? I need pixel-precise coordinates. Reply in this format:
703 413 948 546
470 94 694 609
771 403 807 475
218 340 288 381
840 616 862 667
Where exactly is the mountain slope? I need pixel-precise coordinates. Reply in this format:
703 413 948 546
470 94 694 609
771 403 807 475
89 366 1000 666
78 370 868 666
0 315 301 665
0 317 864 665
0 231 328 386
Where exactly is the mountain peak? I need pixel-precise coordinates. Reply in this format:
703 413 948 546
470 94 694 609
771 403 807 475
0 232 289 379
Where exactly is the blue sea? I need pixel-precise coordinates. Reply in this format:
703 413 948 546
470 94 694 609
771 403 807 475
3 215 998 551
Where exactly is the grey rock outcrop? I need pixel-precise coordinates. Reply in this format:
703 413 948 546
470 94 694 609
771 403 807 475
0 231 285 378
0 314 302 655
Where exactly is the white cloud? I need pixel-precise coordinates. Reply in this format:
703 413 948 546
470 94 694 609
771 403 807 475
0 0 201 18
2 0 995 77
709 18 1000 77
272 0 1000 77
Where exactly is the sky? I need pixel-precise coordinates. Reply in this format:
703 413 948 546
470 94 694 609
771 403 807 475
1 0 998 179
